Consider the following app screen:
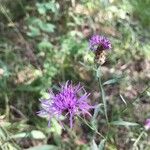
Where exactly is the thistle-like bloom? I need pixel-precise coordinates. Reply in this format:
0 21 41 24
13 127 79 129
144 119 150 130
89 35 111 51
37 81 93 128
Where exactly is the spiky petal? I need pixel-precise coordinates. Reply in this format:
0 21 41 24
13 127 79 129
37 81 93 128
89 35 111 51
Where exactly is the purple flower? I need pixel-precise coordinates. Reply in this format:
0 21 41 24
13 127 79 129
89 35 111 51
37 81 93 128
144 119 150 130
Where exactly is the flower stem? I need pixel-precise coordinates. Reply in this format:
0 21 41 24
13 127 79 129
133 130 145 147
78 115 105 139
96 65 109 125
121 85 150 113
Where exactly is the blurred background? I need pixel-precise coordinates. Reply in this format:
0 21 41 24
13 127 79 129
0 0 150 149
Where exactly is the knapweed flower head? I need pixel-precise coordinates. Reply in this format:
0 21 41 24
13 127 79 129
37 81 93 128
89 35 111 51
89 35 111 65
144 119 150 130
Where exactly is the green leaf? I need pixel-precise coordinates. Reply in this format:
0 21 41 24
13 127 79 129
99 139 106 150
31 130 46 139
27 145 58 150
11 130 46 139
119 94 127 105
27 25 40 37
0 60 10 77
50 119 62 135
11 132 27 139
28 18 42 26
36 2 57 14
45 2 57 13
38 40 53 51
38 7 46 15
91 140 98 150
27 18 55 33
36 3 46 15
103 78 118 85
110 120 139 126
91 104 103 127
39 23 55 33
96 67 101 78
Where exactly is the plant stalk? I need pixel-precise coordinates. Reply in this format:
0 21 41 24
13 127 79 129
96 65 109 125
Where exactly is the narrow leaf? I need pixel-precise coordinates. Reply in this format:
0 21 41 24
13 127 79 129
119 94 127 106
110 120 139 126
27 145 58 150
91 139 98 150
99 139 106 150
103 79 118 85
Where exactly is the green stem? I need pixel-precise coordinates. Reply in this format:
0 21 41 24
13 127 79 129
78 115 105 139
96 65 109 125
4 93 10 121
133 131 145 147
0 125 21 149
121 85 150 113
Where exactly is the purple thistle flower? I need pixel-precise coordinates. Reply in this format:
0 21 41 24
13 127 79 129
89 35 111 51
37 81 93 128
144 119 150 130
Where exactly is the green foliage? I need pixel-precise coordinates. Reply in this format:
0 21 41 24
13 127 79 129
11 130 46 140
130 0 150 28
110 120 139 126
27 145 58 150
36 1 58 15
0 0 150 149
0 126 20 150
27 18 55 37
